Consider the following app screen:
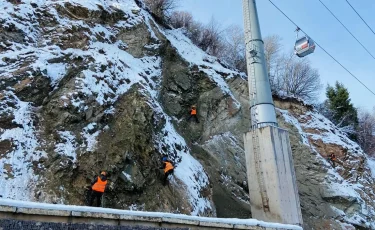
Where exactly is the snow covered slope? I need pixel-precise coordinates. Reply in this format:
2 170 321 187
276 98 375 229
1 0 375 229
0 92 45 200
0 0 243 217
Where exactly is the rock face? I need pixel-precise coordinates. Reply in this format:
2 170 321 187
0 1 374 229
0 0 214 216
275 97 375 229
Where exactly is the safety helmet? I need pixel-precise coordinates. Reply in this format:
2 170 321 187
161 156 168 162
100 171 107 176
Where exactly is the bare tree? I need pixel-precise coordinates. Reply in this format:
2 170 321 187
169 14 322 101
196 17 225 57
220 25 246 73
282 57 322 101
187 21 204 44
170 11 194 29
263 35 284 92
262 35 321 101
264 35 282 76
171 14 224 57
144 0 179 22
357 109 375 156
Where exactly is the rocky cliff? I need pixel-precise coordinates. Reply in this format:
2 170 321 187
0 0 374 229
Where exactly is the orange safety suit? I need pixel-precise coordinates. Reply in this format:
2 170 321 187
164 161 174 173
92 176 108 193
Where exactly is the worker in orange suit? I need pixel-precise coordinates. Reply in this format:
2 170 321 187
160 156 174 186
329 152 337 168
89 171 108 207
187 105 199 123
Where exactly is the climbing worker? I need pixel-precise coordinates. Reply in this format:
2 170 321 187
89 171 108 207
160 156 174 186
187 105 199 123
329 152 337 168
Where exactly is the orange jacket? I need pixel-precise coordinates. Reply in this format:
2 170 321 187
164 161 174 173
330 154 337 161
92 176 108 193
191 108 197 115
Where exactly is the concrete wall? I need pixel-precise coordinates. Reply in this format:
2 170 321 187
0 200 302 230
244 126 303 226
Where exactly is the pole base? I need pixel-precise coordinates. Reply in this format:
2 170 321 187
244 126 303 226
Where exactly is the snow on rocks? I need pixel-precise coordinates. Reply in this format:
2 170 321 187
0 92 45 200
55 0 143 21
1 0 215 215
367 157 375 179
278 107 375 228
0 0 143 91
163 29 236 78
144 69 213 216
55 131 77 161
122 172 133 183
81 123 100 152
278 109 310 146
157 115 212 215
0 1 40 43
0 43 65 86
201 132 250 205
2 0 373 226
163 29 241 109
301 112 364 157
45 63 67 87
278 108 365 158
71 42 162 107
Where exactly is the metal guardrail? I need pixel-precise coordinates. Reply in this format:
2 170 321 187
0 199 302 230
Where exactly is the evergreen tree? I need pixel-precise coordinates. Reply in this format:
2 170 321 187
326 81 358 132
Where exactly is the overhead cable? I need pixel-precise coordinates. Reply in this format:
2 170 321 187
266 0 375 97
317 0 375 60
345 0 375 37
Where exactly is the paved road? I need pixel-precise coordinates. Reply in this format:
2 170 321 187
0 219 189 230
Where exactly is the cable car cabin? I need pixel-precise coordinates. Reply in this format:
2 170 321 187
294 36 316 57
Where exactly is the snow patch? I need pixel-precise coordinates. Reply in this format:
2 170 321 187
0 0 144 91
367 157 375 178
153 110 212 215
55 131 77 161
163 29 241 109
46 63 67 86
122 172 133 182
0 92 45 200
138 55 212 215
71 41 162 107
278 109 309 145
81 123 100 152
301 112 363 157
278 107 375 228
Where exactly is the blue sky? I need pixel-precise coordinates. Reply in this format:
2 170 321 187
178 0 375 111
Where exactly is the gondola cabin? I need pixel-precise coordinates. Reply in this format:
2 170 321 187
294 36 316 57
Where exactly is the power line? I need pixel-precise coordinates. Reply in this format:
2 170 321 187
266 0 375 97
345 0 375 37
317 0 375 60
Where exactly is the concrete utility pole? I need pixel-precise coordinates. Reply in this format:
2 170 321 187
242 0 303 226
